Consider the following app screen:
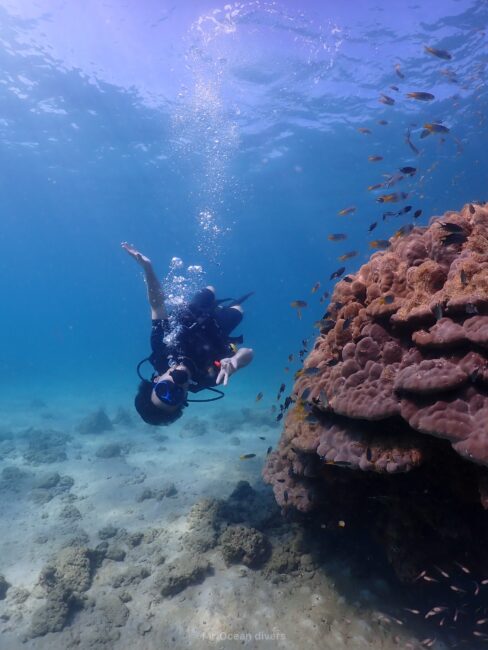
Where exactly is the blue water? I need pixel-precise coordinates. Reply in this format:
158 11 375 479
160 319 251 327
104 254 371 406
0 0 487 411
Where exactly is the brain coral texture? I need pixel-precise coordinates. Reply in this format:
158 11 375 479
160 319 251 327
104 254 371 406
264 204 488 515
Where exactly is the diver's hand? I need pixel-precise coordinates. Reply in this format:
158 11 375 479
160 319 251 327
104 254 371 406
121 242 152 270
215 357 238 386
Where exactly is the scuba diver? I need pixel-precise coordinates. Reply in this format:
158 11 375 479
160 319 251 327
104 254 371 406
121 242 254 425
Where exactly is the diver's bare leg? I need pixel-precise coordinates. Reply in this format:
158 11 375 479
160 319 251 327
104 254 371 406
121 242 168 319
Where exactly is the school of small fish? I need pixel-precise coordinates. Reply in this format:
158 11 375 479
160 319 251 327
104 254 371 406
276 40 474 426
399 560 488 646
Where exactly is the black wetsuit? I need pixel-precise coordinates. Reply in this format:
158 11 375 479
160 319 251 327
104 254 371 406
149 288 243 391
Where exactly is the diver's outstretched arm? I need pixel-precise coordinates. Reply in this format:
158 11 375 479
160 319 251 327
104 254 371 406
216 347 254 386
121 242 168 320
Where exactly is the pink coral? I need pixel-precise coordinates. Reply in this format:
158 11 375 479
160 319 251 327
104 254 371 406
264 204 488 518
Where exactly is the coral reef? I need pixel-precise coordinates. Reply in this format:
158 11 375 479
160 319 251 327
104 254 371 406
264 204 488 585
220 525 271 567
29 546 97 638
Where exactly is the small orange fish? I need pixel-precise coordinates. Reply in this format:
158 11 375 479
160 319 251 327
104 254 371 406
369 239 390 250
311 282 320 293
255 392 263 402
406 91 435 101
367 183 385 191
338 206 356 216
368 155 383 162
290 300 307 309
314 318 335 331
394 224 414 237
339 251 358 261
328 233 347 241
424 45 452 60
423 122 450 134
379 94 395 105
377 192 408 203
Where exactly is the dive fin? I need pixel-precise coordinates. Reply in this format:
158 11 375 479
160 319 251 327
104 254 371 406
228 291 255 307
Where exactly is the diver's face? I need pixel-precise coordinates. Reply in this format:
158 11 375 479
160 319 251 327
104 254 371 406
150 367 189 412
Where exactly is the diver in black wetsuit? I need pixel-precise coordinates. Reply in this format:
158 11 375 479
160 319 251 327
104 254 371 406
121 242 254 425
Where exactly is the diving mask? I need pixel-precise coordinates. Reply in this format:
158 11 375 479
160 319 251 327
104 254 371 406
153 379 186 407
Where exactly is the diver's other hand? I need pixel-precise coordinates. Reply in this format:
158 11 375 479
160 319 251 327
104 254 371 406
215 357 237 386
121 242 152 269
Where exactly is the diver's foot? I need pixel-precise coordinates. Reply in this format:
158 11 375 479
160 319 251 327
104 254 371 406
121 242 152 269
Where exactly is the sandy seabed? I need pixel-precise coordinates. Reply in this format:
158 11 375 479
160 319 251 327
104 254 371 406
0 392 443 650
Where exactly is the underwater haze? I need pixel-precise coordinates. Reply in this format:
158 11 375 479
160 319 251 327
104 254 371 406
0 1 487 649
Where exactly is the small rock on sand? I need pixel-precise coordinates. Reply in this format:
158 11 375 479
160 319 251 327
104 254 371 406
1 466 27 482
95 443 122 458
98 593 129 627
105 547 126 562
112 407 133 426
34 472 60 489
98 525 118 540
23 429 69 465
0 574 11 599
137 482 177 502
59 504 82 520
112 566 150 588
154 554 212 597
28 587 73 638
77 408 113 435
